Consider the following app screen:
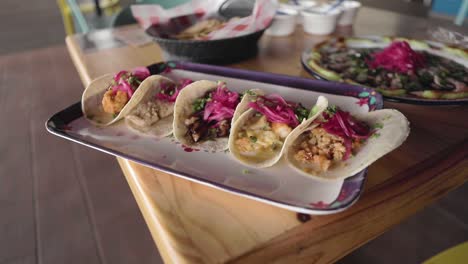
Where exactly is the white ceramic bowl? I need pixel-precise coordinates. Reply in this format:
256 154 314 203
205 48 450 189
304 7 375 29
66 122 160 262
338 1 362 26
265 8 298 37
301 8 341 35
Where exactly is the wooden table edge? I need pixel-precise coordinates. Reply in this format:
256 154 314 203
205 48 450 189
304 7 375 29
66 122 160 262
228 139 468 263
63 29 468 264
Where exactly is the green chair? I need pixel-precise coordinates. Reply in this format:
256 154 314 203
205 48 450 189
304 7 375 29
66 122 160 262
111 0 189 27
423 242 468 264
455 0 468 26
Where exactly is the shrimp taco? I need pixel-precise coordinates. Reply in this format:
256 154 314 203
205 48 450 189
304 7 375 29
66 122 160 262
229 94 329 168
173 80 249 151
125 77 193 137
284 104 409 181
82 67 151 126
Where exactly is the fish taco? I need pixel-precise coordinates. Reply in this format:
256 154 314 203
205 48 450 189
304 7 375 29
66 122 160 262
173 80 249 151
284 104 409 181
229 94 328 168
82 67 152 126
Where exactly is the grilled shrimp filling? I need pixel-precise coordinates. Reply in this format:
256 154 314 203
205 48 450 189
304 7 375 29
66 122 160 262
293 127 363 172
235 115 292 159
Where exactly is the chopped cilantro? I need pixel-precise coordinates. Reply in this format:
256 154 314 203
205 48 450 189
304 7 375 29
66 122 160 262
325 105 337 116
245 90 256 96
112 113 118 118
193 92 212 112
295 103 309 123
371 132 381 138
249 136 257 143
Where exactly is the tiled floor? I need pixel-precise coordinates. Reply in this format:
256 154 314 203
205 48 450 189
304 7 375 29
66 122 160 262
0 1 467 264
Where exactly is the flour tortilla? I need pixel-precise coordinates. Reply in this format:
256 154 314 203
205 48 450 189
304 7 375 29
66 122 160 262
284 107 410 181
82 73 159 126
173 80 252 151
124 75 176 138
228 96 329 168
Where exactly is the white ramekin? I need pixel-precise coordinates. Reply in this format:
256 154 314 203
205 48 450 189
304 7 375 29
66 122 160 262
279 1 317 24
265 8 298 37
301 8 342 35
337 1 362 26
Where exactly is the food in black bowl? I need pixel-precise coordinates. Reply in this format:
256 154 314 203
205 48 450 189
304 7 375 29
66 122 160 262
146 24 266 64
145 0 270 64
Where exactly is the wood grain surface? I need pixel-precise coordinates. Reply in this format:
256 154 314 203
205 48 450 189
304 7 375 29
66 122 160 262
65 7 468 264
0 46 163 264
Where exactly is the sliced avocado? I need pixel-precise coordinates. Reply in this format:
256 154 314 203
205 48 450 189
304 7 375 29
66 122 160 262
376 88 407 96
307 59 342 81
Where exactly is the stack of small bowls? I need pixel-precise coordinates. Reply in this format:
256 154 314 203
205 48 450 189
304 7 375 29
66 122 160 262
265 1 362 37
302 0 362 35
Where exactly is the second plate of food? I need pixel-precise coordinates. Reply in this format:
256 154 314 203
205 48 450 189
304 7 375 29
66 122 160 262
301 36 468 105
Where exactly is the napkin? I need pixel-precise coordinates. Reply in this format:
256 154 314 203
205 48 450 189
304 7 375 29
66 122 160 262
131 0 277 40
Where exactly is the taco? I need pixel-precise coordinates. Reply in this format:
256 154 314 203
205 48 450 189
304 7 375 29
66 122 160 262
284 104 409 181
125 77 193 137
82 67 151 126
173 80 248 151
229 94 328 168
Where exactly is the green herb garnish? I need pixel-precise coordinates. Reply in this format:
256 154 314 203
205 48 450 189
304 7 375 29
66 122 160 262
249 136 257 143
295 103 309 123
193 92 212 112
325 105 337 116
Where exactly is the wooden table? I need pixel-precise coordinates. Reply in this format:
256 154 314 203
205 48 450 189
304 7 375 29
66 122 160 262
65 7 468 264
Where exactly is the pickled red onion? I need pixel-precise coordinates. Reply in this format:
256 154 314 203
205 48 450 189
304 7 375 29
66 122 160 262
320 108 372 160
203 83 239 123
248 95 300 128
367 41 425 73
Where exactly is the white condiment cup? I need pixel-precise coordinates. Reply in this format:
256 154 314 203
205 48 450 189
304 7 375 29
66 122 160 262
279 1 317 24
337 1 361 26
301 8 342 35
265 8 298 37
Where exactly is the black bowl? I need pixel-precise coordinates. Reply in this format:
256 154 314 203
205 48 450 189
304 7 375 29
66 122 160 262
146 27 266 65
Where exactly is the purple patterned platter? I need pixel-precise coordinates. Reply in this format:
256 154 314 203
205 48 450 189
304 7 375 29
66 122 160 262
46 62 382 215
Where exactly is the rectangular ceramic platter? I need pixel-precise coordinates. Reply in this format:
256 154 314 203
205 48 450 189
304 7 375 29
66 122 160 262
47 65 377 214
